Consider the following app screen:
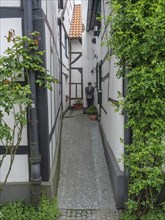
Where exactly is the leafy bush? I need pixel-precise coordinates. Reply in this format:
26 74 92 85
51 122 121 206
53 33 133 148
86 105 98 115
0 195 59 220
105 0 165 217
120 208 165 220
0 30 58 193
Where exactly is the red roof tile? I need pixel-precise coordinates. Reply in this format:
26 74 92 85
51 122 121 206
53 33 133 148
69 5 83 38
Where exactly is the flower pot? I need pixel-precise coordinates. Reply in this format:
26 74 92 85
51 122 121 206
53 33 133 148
73 103 83 110
89 114 97 120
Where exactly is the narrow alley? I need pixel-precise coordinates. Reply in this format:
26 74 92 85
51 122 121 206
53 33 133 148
0 0 125 212
57 110 120 220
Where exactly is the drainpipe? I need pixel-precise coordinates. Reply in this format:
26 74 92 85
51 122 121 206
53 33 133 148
69 40 72 108
23 0 41 207
123 64 132 204
58 18 63 110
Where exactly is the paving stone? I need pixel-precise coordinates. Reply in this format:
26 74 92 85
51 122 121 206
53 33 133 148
57 110 121 220
59 217 66 220
82 210 87 215
60 210 66 214
87 210 92 214
57 208 121 220
71 211 77 217
66 212 71 217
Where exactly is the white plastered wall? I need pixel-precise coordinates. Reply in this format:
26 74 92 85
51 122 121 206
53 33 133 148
0 18 29 182
99 1 124 171
43 0 65 170
0 155 29 182
81 0 124 170
101 54 124 170
62 0 74 36
0 18 22 55
70 39 82 105
61 24 70 111
81 1 96 108
0 0 21 7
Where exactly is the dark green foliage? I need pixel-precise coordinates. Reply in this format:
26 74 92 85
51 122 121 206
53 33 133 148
86 105 98 115
105 0 165 217
0 194 59 220
120 208 165 220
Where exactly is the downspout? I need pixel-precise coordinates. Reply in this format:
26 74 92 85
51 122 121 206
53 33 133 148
23 0 41 207
123 64 132 204
69 40 72 108
58 18 63 110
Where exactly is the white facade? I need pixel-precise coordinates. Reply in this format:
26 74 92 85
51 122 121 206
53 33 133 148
100 2 124 171
42 0 61 170
80 0 125 208
0 0 21 7
0 0 74 200
81 0 124 170
63 0 74 36
0 155 29 182
81 0 96 107
70 38 83 106
0 16 29 182
61 0 75 108
0 18 22 54
0 0 125 206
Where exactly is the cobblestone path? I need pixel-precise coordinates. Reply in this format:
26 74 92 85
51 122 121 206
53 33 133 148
57 110 120 220
57 209 120 220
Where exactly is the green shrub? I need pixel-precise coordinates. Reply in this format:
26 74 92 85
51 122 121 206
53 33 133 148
105 0 165 216
120 211 136 220
120 208 165 220
86 105 98 115
0 195 59 220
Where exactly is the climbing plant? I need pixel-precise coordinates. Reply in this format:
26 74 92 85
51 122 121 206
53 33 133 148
105 0 165 217
0 30 57 193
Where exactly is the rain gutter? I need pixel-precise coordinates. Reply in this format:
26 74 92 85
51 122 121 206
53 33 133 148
69 40 72 108
23 0 42 207
58 17 63 110
123 65 132 203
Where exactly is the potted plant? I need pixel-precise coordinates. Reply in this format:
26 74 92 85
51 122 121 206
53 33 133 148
73 99 83 110
86 105 98 120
